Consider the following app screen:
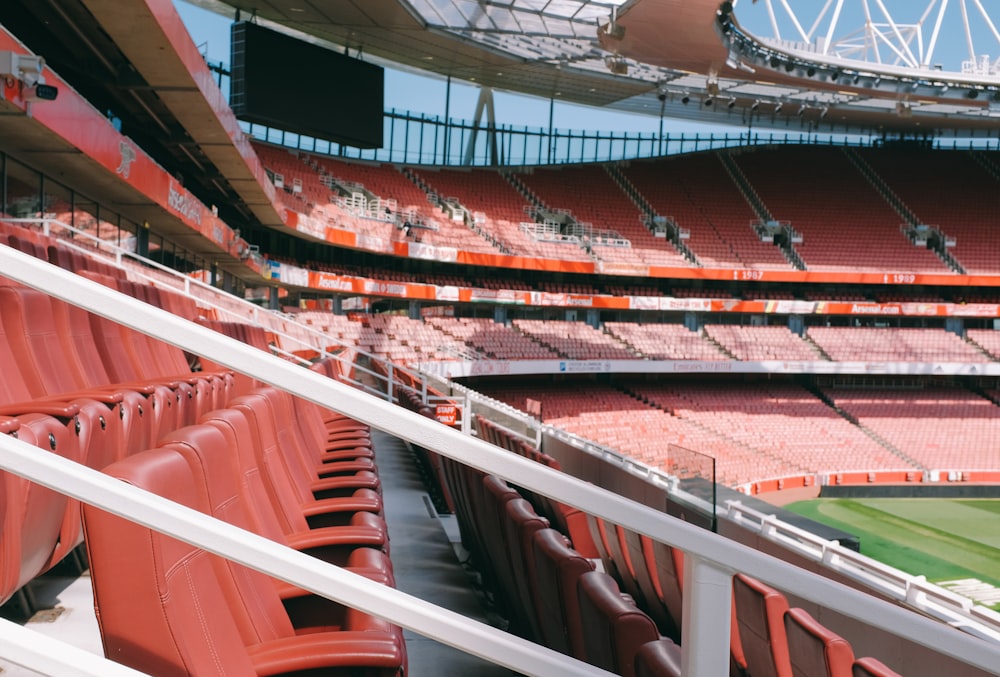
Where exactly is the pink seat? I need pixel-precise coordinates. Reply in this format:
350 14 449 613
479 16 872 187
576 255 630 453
784 607 855 677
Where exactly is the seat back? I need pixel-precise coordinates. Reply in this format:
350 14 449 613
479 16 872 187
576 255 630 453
732 573 793 677
576 570 661 677
158 424 297 646
501 496 548 640
1 415 81 598
82 447 259 676
530 527 594 657
602 520 646 615
651 539 685 639
478 474 521 616
784 607 855 677
622 529 679 639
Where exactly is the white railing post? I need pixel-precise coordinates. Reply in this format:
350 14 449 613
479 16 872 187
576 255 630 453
461 392 472 436
681 555 732 677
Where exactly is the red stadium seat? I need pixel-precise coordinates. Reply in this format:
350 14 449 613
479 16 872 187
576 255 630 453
576 569 662 677
732 573 794 677
529 527 595 657
784 607 855 677
83 446 405 676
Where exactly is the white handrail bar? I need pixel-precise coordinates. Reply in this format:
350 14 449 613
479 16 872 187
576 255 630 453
0 617 149 677
3 243 1000 675
0 432 611 677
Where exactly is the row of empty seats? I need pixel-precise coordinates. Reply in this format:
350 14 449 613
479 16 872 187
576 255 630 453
823 387 1000 471
438 442 683 676
85 380 407 676
289 309 1000 367
475 381 1000 486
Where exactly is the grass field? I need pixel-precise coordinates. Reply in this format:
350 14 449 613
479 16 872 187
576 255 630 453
784 498 1000 606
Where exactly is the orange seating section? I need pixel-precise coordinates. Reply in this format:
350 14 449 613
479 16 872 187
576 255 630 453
734 146 950 273
857 147 1000 275
623 153 792 270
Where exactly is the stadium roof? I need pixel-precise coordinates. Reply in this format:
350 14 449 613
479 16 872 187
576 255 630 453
183 0 1000 136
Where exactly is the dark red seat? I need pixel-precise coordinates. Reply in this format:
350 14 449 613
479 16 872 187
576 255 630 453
622 528 680 639
476 474 522 619
576 569 662 677
501 496 549 640
529 527 595 657
651 539 686 641
784 607 855 677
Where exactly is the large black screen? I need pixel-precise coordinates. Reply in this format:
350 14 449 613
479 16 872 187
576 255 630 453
231 22 384 149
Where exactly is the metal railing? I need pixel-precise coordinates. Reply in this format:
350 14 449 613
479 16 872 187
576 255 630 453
246 110 1000 168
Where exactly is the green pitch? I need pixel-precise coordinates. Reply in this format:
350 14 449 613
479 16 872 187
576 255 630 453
784 498 1000 602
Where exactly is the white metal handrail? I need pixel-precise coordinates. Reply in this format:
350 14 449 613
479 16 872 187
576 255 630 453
2 243 1000 676
0 617 148 677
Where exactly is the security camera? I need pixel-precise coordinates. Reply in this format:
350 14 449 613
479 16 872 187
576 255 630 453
0 51 45 87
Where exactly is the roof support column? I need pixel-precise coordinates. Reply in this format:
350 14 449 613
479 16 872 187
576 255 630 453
463 86 499 166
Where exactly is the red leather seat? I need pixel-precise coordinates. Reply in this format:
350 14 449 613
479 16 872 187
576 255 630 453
651 539 685 641
197 409 391 578
0 285 127 470
48 292 162 453
83 446 405 676
529 527 595 657
0 414 82 604
501 496 549 641
576 569 662 677
784 607 855 677
476 474 522 619
732 573 794 677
